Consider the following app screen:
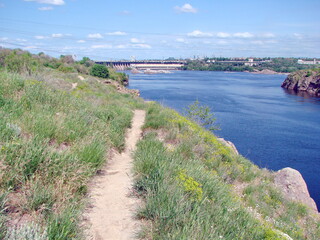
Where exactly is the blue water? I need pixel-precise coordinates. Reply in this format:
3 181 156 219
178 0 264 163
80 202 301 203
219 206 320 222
127 71 320 209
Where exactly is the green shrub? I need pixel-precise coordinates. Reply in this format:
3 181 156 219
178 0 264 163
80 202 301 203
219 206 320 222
4 51 40 75
90 64 109 78
58 65 75 73
185 100 219 131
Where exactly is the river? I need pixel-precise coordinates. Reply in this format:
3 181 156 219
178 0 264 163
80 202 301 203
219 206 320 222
127 70 320 209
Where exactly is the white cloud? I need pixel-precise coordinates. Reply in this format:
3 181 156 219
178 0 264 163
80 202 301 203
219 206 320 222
175 3 197 13
130 38 145 43
251 39 277 45
261 33 275 38
115 45 127 49
115 44 151 49
293 33 303 39
87 33 103 39
187 30 213 38
217 32 231 38
51 33 71 38
251 40 264 45
24 0 65 5
38 6 53 11
52 33 63 38
217 40 228 45
176 38 187 43
106 31 127 36
233 32 254 38
0 37 8 41
132 44 151 49
77 40 86 43
16 38 27 42
91 44 112 49
120 10 130 15
34 35 48 39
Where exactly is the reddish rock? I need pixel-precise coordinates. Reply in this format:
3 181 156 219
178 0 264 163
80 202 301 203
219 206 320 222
274 167 318 212
281 69 320 97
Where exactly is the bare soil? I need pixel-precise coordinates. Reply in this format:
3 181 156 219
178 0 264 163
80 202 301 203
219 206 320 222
85 110 146 240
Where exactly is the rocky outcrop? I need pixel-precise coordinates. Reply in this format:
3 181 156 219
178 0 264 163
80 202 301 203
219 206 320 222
281 69 320 96
217 138 239 155
274 167 318 212
252 69 287 75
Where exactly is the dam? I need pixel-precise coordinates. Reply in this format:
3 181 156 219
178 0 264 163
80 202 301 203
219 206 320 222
95 60 186 70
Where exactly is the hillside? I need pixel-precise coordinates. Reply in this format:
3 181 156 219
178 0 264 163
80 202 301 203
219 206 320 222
281 69 320 96
0 49 319 239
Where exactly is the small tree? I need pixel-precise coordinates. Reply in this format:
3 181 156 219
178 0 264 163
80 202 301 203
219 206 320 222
90 64 109 78
185 100 219 131
79 57 93 67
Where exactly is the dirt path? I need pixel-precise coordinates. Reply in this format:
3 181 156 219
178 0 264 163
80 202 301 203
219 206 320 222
86 110 146 240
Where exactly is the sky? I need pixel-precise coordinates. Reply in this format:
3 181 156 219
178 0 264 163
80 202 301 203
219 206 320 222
0 0 319 60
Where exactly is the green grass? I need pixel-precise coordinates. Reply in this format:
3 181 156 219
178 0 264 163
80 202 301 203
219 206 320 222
134 102 320 239
1 48 319 239
0 68 143 238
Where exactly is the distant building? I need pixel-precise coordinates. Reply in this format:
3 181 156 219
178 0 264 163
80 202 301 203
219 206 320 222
297 59 320 65
245 58 255 67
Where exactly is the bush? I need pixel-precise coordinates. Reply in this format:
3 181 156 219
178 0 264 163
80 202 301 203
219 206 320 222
57 65 75 73
90 64 109 78
185 100 219 131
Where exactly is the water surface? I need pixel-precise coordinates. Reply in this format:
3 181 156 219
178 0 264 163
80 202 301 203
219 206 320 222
128 71 320 208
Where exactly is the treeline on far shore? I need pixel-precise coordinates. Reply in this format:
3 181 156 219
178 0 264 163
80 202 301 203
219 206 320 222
181 57 319 73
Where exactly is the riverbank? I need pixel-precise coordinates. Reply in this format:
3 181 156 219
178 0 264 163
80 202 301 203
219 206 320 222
0 52 319 239
135 102 319 239
127 70 320 211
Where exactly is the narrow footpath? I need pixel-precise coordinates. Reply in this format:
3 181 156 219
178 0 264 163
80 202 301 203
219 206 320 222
86 110 146 240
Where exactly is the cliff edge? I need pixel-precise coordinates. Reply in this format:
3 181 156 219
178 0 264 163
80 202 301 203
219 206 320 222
281 69 320 96
274 167 318 213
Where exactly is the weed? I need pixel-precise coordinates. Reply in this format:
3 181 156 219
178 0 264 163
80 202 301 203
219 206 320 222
47 208 79 240
25 180 55 213
176 169 203 202
6 223 47 240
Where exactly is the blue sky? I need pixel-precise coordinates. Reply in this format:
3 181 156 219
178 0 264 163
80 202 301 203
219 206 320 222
0 0 319 60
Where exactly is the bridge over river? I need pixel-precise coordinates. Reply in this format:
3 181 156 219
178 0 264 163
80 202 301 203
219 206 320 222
95 60 186 70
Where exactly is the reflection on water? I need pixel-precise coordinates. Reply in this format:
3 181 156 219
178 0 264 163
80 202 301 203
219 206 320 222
128 71 320 209
282 88 320 104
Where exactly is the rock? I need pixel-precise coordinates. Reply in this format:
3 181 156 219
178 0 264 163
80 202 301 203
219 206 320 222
217 138 239 155
131 68 142 74
6 123 21 136
281 69 320 97
274 167 318 212
71 82 78 90
273 229 293 240
253 69 278 75
78 75 85 81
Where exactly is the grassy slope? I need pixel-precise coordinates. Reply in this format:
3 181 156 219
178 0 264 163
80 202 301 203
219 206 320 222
134 103 320 239
0 52 319 239
0 68 144 239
